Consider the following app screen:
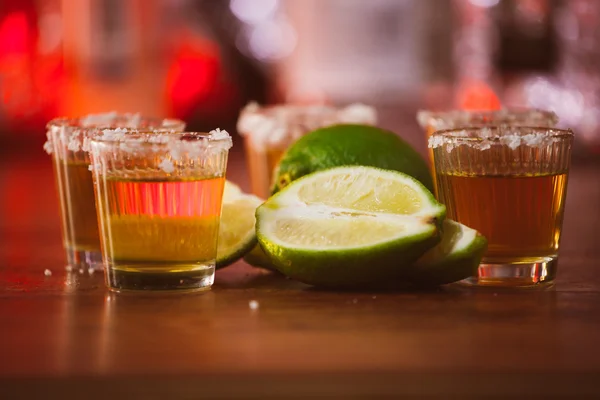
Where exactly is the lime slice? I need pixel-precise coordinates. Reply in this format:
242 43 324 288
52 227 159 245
256 166 446 287
216 181 263 268
409 219 487 286
222 179 243 201
243 244 278 271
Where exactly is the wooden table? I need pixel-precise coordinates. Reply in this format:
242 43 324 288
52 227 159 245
1 144 600 399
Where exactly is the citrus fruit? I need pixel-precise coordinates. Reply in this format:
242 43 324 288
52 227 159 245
256 166 446 287
408 219 487 286
272 124 433 194
216 181 263 268
243 244 278 271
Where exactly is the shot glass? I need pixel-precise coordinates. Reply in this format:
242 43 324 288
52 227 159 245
44 113 185 272
417 108 559 168
430 126 574 287
237 102 377 198
88 129 232 292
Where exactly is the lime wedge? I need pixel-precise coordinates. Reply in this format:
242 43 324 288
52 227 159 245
243 244 278 271
256 166 446 287
222 179 243 201
216 181 263 268
409 219 487 286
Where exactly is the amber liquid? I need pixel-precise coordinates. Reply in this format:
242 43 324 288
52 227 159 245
55 160 101 251
96 175 225 273
436 172 568 263
244 137 286 198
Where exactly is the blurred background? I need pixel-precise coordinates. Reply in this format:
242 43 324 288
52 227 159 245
2 0 600 154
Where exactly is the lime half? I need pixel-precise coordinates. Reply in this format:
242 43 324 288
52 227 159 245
243 244 278 271
216 181 263 268
256 166 446 287
273 124 433 194
409 219 487 286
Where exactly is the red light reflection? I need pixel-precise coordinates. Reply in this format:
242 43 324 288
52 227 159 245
457 79 502 111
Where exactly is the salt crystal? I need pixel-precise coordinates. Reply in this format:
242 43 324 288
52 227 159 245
523 133 544 147
81 111 118 127
65 265 73 272
339 103 378 125
168 144 182 161
79 268 84 274
208 128 230 141
44 269 52 276
158 158 175 173
67 131 82 152
43 140 53 154
428 135 444 149
88 268 95 274
100 127 131 140
500 135 521 150
249 300 259 310
480 127 493 138
119 141 136 153
237 102 376 150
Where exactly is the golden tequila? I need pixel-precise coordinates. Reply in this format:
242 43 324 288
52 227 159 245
97 176 225 272
57 160 100 251
437 173 568 265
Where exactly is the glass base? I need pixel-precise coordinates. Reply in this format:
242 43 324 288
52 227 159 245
106 262 215 293
66 248 103 271
461 257 558 288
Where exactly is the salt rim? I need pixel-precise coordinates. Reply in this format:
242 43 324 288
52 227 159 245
89 128 232 173
44 113 185 154
416 109 559 130
428 127 573 151
90 128 231 146
237 102 378 149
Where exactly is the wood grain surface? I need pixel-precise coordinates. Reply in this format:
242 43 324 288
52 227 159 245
1 143 600 399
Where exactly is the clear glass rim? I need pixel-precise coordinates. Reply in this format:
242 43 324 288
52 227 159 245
88 131 233 155
431 126 574 143
419 107 557 118
47 114 185 130
238 102 377 122
89 131 229 145
240 102 347 115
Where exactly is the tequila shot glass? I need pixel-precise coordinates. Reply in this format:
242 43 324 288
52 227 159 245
430 126 573 287
237 102 377 198
44 113 185 272
89 129 232 292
